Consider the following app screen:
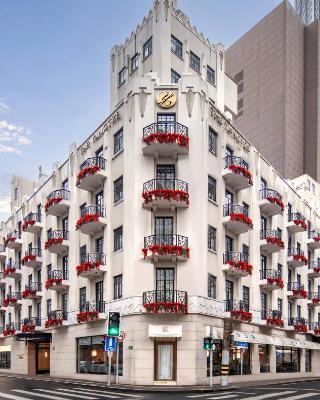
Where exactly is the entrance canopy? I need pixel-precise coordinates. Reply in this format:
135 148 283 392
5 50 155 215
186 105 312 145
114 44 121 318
16 332 52 342
148 324 182 338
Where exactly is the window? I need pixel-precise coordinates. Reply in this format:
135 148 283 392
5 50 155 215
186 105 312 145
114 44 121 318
243 286 250 309
114 275 122 300
190 51 200 73
95 281 104 312
288 302 292 320
62 256 68 280
14 188 18 200
297 305 301 319
47 264 52 280
0 350 11 369
207 65 216 85
171 69 181 84
208 274 216 298
118 67 126 86
114 176 123 203
62 179 69 191
46 299 51 316
259 345 270 373
143 37 152 60
114 129 123 155
208 226 216 251
208 176 216 202
171 35 182 58
305 349 312 372
114 226 123 252
242 202 249 217
260 178 267 191
79 287 86 310
62 293 68 314
80 203 86 217
276 347 300 373
131 53 138 73
95 146 103 158
278 298 283 314
36 302 41 321
208 127 217 155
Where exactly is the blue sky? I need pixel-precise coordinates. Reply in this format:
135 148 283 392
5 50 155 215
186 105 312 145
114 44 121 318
0 0 282 220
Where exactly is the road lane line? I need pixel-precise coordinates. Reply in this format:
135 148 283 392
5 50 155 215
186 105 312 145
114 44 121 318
13 389 95 400
207 395 239 399
235 392 296 400
57 389 121 399
34 389 98 399
61 388 144 398
279 394 320 400
0 392 33 400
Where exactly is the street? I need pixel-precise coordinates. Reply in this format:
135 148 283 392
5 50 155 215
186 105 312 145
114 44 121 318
0 375 319 400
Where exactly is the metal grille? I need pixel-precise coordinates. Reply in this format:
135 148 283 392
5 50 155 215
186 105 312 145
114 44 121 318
143 122 188 139
224 155 248 170
47 230 69 240
223 251 249 264
80 157 106 171
144 234 188 248
47 189 70 202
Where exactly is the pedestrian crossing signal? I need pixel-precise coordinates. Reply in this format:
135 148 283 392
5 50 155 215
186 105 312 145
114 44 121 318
204 337 213 350
108 312 120 336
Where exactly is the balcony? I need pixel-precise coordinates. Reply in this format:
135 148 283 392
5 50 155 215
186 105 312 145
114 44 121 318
3 323 17 337
287 212 307 233
287 248 307 268
259 188 284 216
22 248 42 268
22 282 42 300
0 245 6 261
224 300 252 323
45 230 69 255
142 179 189 210
77 157 107 192
45 189 70 217
223 204 253 234
287 282 307 299
307 292 320 307
76 301 106 323
4 232 22 250
307 261 320 278
21 317 41 333
76 253 106 279
222 156 252 191
143 234 189 261
143 290 188 314
259 269 284 290
45 270 69 291
307 230 320 250
76 205 107 235
4 261 22 279
288 317 308 333
222 252 252 277
142 122 189 157
261 310 284 328
3 292 22 308
308 322 320 336
260 229 284 254
45 310 68 328
22 213 43 234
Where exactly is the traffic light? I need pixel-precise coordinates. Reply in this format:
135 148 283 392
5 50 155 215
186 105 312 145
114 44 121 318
108 312 120 336
204 337 213 350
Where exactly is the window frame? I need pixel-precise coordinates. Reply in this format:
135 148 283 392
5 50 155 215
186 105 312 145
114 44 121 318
208 225 217 252
143 37 152 60
171 69 181 84
208 273 217 299
118 67 126 87
131 53 139 73
114 226 123 252
189 51 200 73
171 35 183 59
207 65 216 86
114 128 123 156
208 175 217 202
114 176 123 204
114 275 123 300
208 127 217 156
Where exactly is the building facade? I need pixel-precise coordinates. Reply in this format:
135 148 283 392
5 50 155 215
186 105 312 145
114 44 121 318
225 0 320 181
0 0 320 386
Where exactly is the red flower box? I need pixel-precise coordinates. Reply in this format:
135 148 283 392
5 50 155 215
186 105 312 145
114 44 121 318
266 318 284 327
142 245 190 259
266 237 285 249
22 220 35 232
76 311 99 323
45 237 63 250
4 267 16 276
77 165 100 186
45 278 62 290
314 267 320 274
76 261 101 277
142 189 189 206
228 165 253 185
265 196 285 212
3 298 17 307
227 260 253 275
22 324 35 333
3 329 15 336
292 289 307 299
76 213 99 230
22 289 37 299
230 310 252 323
142 133 189 148
312 297 320 305
45 197 63 212
294 324 307 333
293 254 308 265
267 277 284 289
144 302 188 314
45 319 63 329
293 219 308 230
21 255 36 265
229 213 253 228
4 236 16 247
314 329 320 336
314 236 320 242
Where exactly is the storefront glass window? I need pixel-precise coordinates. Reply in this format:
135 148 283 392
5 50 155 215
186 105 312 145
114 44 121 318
229 345 251 375
77 336 123 375
305 349 312 372
206 340 222 377
0 350 10 369
276 346 300 373
259 345 269 373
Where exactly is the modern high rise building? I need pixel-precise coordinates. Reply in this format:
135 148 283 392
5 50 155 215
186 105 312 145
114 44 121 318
1 0 320 386
225 0 320 181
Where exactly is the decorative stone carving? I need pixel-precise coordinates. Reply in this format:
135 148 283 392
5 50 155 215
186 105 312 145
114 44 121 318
199 92 206 121
126 92 134 122
188 296 225 318
164 0 169 20
186 88 195 117
139 88 148 117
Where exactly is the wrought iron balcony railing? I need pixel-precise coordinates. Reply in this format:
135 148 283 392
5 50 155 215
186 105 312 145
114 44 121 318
287 247 304 257
288 212 305 223
7 231 21 240
260 188 282 202
25 282 42 292
80 156 106 172
5 322 17 331
223 204 249 217
225 300 249 313
309 322 320 331
308 261 320 270
21 317 41 327
48 269 69 281
144 234 188 249
80 205 105 218
287 282 304 291
143 178 188 193
6 292 22 300
288 317 307 326
143 122 188 139
25 248 42 258
47 230 69 241
308 292 320 301
47 188 70 202
260 229 282 240
261 309 282 320
224 155 249 170
24 212 41 223
80 252 105 265
260 269 281 280
48 310 68 321
223 251 249 264
6 260 22 270
143 290 188 306
79 301 106 314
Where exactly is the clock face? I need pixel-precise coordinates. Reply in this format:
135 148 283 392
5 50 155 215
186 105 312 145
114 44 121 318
156 91 177 108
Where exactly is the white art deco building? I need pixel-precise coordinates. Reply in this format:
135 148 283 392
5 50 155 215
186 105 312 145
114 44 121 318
1 0 320 386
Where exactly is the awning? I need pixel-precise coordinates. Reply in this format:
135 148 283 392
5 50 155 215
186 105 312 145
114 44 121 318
148 324 182 338
16 332 52 342
205 325 223 339
232 331 266 344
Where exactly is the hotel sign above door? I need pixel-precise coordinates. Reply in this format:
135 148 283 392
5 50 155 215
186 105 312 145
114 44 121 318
148 324 182 338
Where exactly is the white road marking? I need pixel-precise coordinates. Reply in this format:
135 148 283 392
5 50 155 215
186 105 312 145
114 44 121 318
13 389 96 400
63 388 144 398
238 392 296 400
280 394 320 400
35 388 98 399
207 395 239 400
0 392 33 400
57 388 122 399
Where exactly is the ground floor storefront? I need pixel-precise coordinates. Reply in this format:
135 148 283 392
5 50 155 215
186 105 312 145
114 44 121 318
0 313 319 385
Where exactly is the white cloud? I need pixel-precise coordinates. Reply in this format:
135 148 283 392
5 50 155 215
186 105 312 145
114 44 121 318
0 100 10 114
0 144 21 154
0 195 10 215
0 119 31 155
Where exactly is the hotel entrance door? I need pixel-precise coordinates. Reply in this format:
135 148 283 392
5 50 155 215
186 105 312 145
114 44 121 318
154 341 176 381
36 342 50 374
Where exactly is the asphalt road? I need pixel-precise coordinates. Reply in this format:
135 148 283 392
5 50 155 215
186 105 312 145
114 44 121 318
0 374 319 400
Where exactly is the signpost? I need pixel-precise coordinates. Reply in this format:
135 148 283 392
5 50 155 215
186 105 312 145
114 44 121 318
105 324 126 386
203 336 215 386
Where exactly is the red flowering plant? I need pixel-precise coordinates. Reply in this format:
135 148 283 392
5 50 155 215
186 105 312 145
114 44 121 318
21 255 36 265
267 277 284 289
313 235 320 242
4 236 16 247
312 297 320 305
293 219 308 230
144 302 188 314
76 214 99 230
77 165 100 186
3 297 17 307
230 310 252 323
22 289 37 299
21 220 35 232
142 245 190 259
294 324 308 333
229 213 253 229
265 237 285 249
292 289 307 299
45 197 62 212
45 318 63 329
313 267 320 274
76 261 101 277
314 329 320 336
3 329 15 336
227 260 253 275
76 311 99 323
265 196 285 212
293 254 308 265
142 189 189 206
21 324 35 333
266 318 284 328
4 267 16 276
44 237 64 250
143 133 189 148
45 278 62 290
228 165 253 185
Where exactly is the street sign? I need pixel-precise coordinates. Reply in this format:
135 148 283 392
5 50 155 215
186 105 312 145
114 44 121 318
105 336 117 352
118 330 126 343
234 341 248 349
